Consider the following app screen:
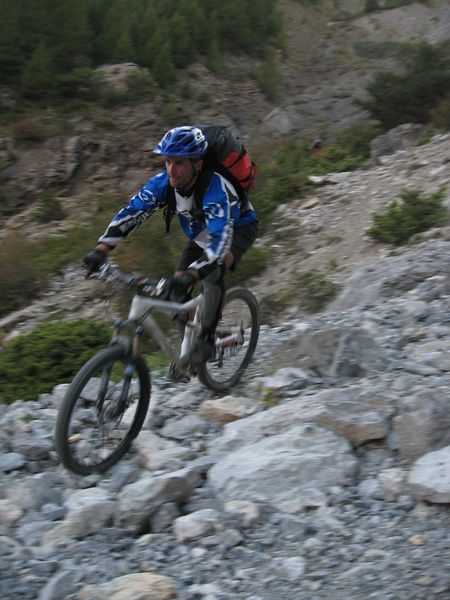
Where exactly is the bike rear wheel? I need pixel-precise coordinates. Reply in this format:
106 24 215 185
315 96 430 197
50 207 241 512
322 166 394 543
54 345 150 475
197 287 260 392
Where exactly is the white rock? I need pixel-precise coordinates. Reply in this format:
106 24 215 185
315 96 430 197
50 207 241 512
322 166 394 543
408 446 450 503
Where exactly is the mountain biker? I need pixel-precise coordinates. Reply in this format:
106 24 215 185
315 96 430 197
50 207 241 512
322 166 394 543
84 125 258 372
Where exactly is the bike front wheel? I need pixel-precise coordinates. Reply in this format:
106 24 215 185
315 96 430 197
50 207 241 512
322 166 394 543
198 287 260 393
54 345 151 475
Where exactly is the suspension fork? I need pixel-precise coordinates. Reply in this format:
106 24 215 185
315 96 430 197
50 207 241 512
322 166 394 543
180 300 202 359
98 320 143 418
116 322 144 411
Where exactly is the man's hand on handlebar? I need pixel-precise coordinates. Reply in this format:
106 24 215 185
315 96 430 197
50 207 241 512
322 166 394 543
169 270 198 302
83 247 108 276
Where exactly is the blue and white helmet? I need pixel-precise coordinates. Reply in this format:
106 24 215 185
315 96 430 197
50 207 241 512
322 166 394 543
153 126 208 158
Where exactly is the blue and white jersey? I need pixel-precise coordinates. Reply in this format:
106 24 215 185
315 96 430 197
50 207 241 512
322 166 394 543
98 170 257 272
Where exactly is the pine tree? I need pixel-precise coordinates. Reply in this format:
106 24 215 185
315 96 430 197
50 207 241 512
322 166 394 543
21 42 56 98
113 28 135 62
98 0 133 63
0 0 23 82
168 14 193 68
39 0 92 71
151 36 174 87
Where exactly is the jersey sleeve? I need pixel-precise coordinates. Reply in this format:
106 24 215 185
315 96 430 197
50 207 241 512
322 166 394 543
98 172 169 248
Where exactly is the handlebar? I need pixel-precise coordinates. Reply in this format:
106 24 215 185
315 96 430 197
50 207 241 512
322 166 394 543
88 262 169 297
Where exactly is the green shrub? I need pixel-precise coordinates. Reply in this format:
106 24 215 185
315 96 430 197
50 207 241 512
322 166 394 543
306 124 381 174
10 118 49 143
35 189 66 223
260 289 295 324
0 234 43 316
365 0 379 12
367 189 448 246
356 42 450 130
125 71 157 103
0 194 124 317
0 320 111 404
250 123 380 231
354 40 400 60
430 94 450 131
296 271 340 313
252 48 281 101
144 351 171 373
56 68 97 99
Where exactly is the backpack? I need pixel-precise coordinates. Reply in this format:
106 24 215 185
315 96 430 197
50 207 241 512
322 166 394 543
164 125 257 233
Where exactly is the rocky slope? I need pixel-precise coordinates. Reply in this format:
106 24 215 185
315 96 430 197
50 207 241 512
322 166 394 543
250 126 450 306
2 233 450 599
274 0 450 136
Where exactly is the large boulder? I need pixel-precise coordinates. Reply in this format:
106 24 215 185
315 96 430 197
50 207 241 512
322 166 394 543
208 424 358 514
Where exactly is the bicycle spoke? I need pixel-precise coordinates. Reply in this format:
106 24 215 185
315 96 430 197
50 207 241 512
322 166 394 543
55 346 150 475
198 288 260 392
69 377 133 466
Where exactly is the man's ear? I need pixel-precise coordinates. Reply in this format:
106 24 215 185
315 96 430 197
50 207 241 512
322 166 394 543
194 158 203 172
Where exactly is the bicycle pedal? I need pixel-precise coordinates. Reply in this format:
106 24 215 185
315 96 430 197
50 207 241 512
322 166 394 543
167 362 191 384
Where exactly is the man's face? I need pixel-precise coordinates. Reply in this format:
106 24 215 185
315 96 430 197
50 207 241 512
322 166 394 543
165 156 202 190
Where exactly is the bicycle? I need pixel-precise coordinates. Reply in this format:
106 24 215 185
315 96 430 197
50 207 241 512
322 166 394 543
54 261 260 475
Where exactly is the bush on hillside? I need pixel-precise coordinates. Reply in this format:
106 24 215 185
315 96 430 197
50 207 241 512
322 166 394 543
10 118 50 143
56 68 97 99
367 189 448 246
34 189 67 223
0 193 128 317
252 47 281 101
307 123 381 174
296 271 340 313
430 94 450 131
0 234 43 317
251 122 380 230
0 320 111 404
356 42 450 130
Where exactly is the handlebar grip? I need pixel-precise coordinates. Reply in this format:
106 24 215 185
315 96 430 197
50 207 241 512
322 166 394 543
84 262 108 279
85 261 168 297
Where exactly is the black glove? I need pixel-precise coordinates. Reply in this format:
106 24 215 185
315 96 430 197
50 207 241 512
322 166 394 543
83 248 107 274
169 272 197 303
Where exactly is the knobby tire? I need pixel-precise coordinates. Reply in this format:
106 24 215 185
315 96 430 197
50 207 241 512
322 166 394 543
54 345 150 475
197 287 260 392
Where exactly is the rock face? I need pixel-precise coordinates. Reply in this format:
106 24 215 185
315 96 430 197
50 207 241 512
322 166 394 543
94 63 151 93
408 446 450 503
250 130 450 314
369 123 426 165
2 235 450 599
208 425 358 513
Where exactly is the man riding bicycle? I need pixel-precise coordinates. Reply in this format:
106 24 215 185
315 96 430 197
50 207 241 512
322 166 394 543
84 125 258 373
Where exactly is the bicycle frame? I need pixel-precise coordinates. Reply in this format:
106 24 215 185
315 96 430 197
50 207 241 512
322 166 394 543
54 265 259 476
96 263 247 370
126 292 204 362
